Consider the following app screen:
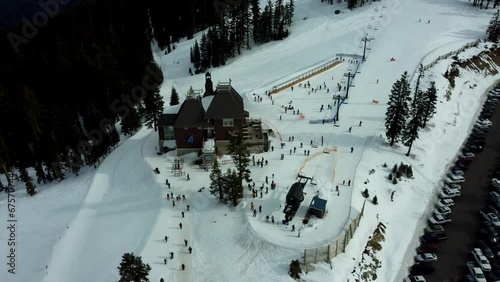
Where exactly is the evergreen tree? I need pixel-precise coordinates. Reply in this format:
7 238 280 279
487 10 500 42
226 131 251 204
192 40 202 73
403 90 425 156
420 81 438 128
170 87 179 106
209 158 225 202
25 177 37 196
117 252 151 282
120 108 141 136
143 89 164 131
250 0 261 43
348 0 357 10
199 32 210 71
226 168 242 207
413 64 424 100
385 71 412 146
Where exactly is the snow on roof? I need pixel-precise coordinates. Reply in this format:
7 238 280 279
202 139 215 153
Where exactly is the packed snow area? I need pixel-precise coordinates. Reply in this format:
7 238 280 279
0 0 497 282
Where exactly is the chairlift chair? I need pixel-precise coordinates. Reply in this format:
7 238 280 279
310 177 317 186
371 16 375 20
311 141 318 148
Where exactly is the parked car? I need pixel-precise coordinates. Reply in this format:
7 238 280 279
415 253 437 263
417 243 438 254
470 131 487 139
403 276 426 282
491 191 500 201
478 119 493 126
445 183 461 190
462 144 484 153
472 248 492 272
481 221 498 237
490 91 500 98
410 263 435 275
421 232 448 243
466 139 486 147
434 206 451 216
425 224 444 234
492 178 500 190
480 211 500 228
448 170 464 177
453 162 470 171
467 261 487 282
480 112 494 119
444 174 465 184
439 187 461 199
477 240 495 259
429 214 451 225
436 198 454 209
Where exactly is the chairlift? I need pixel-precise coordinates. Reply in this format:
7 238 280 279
310 177 317 186
311 141 318 148
367 24 372 29
375 7 379 11
358 43 363 48
323 148 330 154
383 5 387 8
374 26 379 30
341 78 346 84
371 16 375 20
347 66 352 71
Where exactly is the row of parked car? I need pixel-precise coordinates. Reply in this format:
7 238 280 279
404 86 500 282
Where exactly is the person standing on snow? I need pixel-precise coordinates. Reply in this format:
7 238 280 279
184 239 188 246
188 247 192 254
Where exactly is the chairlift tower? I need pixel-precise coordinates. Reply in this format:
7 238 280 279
361 33 374 62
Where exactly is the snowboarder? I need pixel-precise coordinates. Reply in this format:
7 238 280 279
291 225 295 232
184 239 188 246
350 147 354 153
181 264 185 271
348 180 351 186
348 127 352 133
170 252 174 259
179 223 183 229
259 205 262 213
165 236 169 243
181 211 185 218
188 247 192 254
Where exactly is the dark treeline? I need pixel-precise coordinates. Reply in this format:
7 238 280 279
190 0 295 74
471 0 500 9
0 0 170 193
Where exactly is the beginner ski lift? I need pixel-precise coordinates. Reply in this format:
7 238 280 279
367 24 372 29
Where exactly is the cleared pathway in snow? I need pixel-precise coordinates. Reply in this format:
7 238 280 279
42 127 161 282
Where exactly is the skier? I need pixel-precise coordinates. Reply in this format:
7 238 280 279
336 185 339 191
181 211 185 218
266 215 269 222
170 252 174 259
348 127 352 133
179 223 183 229
260 192 263 198
350 147 354 153
348 180 351 186
259 205 262 213
165 178 169 186
359 120 362 126
271 216 275 224
164 259 167 265
187 205 190 211
164 236 169 243
251 202 254 210
188 247 192 254
291 225 295 232
172 200 175 207
253 209 257 217
184 239 188 246
181 264 185 271
186 174 190 181
376 79 379 84
265 176 268 184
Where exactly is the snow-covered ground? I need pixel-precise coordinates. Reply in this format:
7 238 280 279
0 0 498 282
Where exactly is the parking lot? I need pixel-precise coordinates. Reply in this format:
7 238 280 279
411 86 500 281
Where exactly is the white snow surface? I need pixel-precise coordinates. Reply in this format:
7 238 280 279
0 0 498 282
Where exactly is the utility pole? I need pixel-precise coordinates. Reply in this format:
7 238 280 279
343 72 355 99
361 33 373 62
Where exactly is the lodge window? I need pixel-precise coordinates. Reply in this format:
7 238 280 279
223 119 234 127
164 126 175 140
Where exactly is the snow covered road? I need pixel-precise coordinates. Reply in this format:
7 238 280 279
42 128 161 282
